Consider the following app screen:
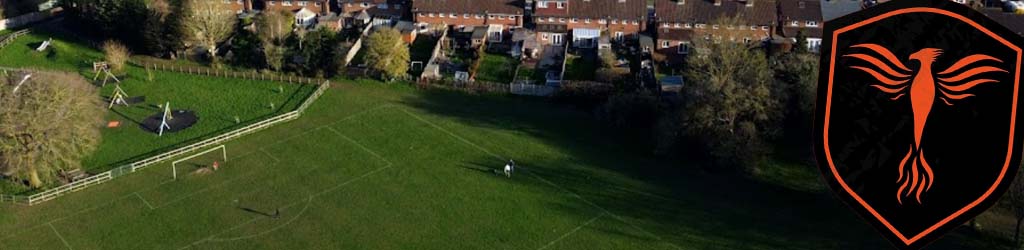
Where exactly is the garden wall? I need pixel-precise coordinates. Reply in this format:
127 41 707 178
342 24 373 67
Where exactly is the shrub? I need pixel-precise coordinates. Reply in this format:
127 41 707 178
102 40 130 73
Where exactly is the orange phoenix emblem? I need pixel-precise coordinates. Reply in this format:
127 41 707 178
843 44 1008 204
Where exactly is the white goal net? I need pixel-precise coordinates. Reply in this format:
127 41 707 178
171 145 227 179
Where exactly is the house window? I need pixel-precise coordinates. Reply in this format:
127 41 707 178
661 23 669 28
632 20 639 25
298 1 307 6
791 21 799 27
806 21 818 27
678 42 690 54
537 17 544 22
750 26 757 30
571 18 579 23
538 1 548 8
418 13 425 17
499 16 506 20
696 24 706 29
557 2 565 8
490 30 503 42
548 17 555 22
712 25 719 29
585 18 591 23
464 14 470 18
315 2 321 6
543 33 549 40
673 23 680 28
559 18 566 23
761 26 769 30
439 13 445 17
662 41 670 48
599 19 607 24
726 25 734 30
361 3 369 7
684 23 692 28
476 15 484 19
612 19 618 24
282 1 292 6
450 13 457 18
268 1 276 5
511 16 517 20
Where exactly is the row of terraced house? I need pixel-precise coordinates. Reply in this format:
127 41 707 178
224 0 1022 67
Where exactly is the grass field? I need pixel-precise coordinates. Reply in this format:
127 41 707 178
0 26 316 193
0 80 1014 249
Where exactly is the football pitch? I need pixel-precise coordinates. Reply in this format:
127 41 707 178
0 82 1010 249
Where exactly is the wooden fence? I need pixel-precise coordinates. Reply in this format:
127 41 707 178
0 29 30 50
0 67 331 206
137 60 322 85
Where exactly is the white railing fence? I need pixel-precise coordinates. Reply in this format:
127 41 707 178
4 77 331 206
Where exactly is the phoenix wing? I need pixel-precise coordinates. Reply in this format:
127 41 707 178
935 54 1008 105
843 44 914 100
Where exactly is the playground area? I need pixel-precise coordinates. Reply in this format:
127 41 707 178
0 26 317 192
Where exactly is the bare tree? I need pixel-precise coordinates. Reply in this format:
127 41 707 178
0 71 105 188
255 10 293 46
182 0 237 64
674 16 781 171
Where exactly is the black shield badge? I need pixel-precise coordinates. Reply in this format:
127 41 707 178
815 0 1024 248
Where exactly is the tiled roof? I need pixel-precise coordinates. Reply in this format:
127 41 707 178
655 0 775 25
536 0 646 20
412 0 524 15
568 0 646 19
778 0 821 22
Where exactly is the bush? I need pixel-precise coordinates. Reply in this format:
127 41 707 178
598 90 661 132
102 40 130 73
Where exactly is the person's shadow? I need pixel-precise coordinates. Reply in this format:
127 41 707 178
238 207 273 217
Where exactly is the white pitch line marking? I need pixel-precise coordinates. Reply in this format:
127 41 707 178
135 193 155 210
49 223 73 250
260 148 281 163
327 127 393 165
537 214 603 250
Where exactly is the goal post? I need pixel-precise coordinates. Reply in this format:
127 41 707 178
172 145 227 179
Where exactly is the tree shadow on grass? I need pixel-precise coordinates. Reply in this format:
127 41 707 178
400 89 1013 250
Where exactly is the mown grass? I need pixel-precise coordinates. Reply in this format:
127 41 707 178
475 52 517 83
0 27 316 193
0 79 1015 250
